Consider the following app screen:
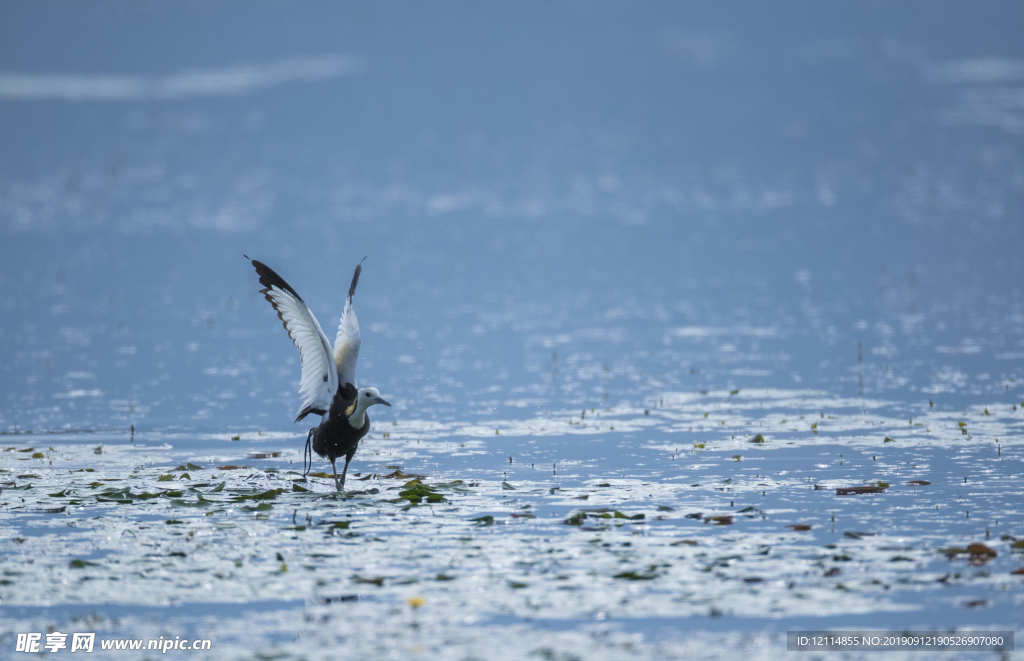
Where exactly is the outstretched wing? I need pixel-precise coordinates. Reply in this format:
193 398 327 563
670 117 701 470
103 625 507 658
250 259 338 422
333 264 362 389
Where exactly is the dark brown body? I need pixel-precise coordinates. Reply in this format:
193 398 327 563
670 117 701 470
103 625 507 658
307 383 368 489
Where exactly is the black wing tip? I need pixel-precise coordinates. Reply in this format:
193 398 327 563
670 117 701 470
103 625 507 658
348 263 362 300
251 259 303 302
295 406 326 423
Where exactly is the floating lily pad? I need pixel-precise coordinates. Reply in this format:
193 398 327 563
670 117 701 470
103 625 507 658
351 576 385 586
231 488 285 502
382 469 425 479
836 485 887 495
564 513 586 526
398 480 444 505
614 569 659 580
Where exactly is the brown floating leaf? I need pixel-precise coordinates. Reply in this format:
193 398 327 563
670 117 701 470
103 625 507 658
836 485 887 495
382 469 426 479
907 480 931 486
1010 540 1024 551
704 515 733 525
940 543 998 564
217 465 252 471
1010 567 1024 575
786 524 812 531
670 539 698 546
966 543 997 558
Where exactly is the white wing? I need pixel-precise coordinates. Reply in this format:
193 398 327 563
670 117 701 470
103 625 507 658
333 264 362 389
251 259 338 422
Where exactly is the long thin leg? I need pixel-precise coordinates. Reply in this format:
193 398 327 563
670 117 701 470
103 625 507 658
330 458 340 491
338 457 352 491
303 428 316 477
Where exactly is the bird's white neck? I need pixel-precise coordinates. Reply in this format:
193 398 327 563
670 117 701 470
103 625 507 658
346 401 369 429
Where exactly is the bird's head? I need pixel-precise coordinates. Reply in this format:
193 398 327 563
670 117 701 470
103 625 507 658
357 386 391 409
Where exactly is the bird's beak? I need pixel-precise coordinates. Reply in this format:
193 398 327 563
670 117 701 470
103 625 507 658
376 397 391 407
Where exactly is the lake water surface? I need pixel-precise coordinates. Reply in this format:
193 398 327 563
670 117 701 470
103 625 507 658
1 2 1022 659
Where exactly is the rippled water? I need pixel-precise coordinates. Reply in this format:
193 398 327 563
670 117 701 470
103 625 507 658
1 2 1023 659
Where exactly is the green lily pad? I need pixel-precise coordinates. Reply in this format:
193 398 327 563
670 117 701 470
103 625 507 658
231 488 285 502
351 575 385 586
614 569 659 580
398 479 444 505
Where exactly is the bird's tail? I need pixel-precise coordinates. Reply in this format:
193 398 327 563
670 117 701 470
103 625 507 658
348 264 361 302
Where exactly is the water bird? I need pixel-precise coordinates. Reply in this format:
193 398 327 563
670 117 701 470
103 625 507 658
248 257 390 490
